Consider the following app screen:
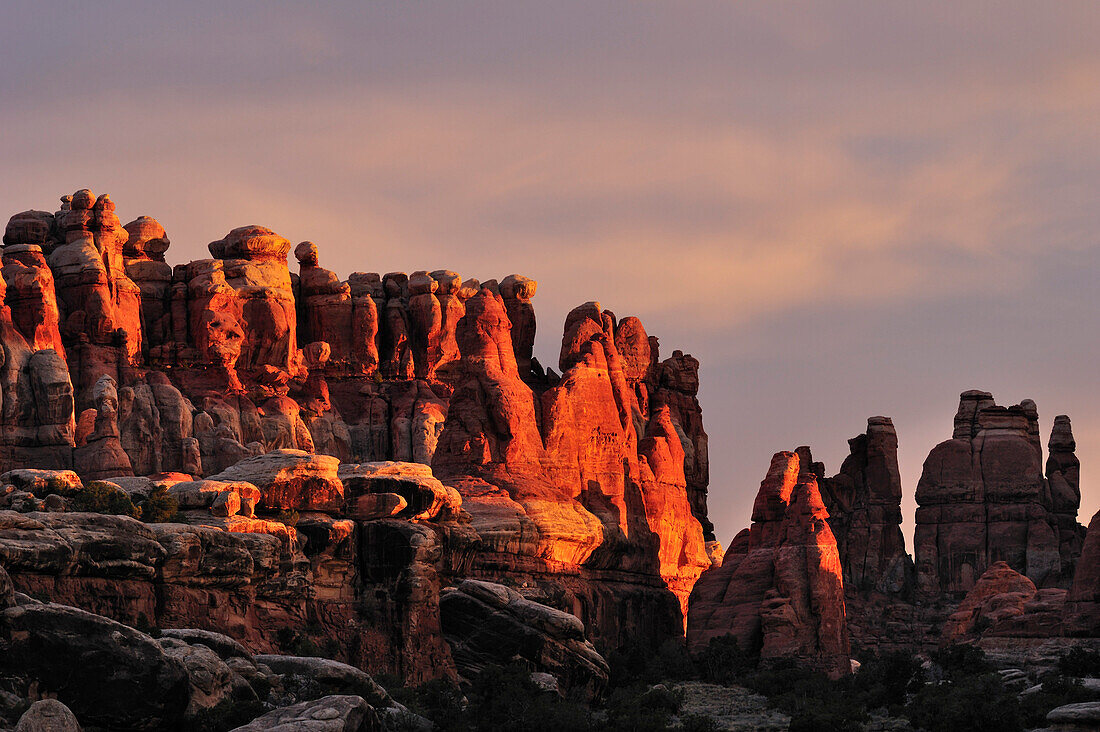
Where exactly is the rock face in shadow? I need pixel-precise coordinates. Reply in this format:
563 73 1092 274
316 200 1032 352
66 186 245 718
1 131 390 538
0 583 426 731
439 579 609 700
0 598 190 729
687 450 850 678
914 391 1084 598
819 416 913 597
1066 510 1100 636
0 190 713 687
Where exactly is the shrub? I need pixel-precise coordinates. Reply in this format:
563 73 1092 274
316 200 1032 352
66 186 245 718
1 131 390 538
70 481 141 517
695 634 757 685
274 628 340 660
788 707 867 732
275 509 300 526
1019 676 1094 728
400 677 466 728
679 714 721 732
604 684 679 732
930 643 992 681
850 650 923 713
187 697 267 731
1058 647 1100 678
32 477 140 517
137 485 184 523
906 672 1021 732
750 662 867 732
456 662 594 732
134 612 161 637
643 639 696 683
604 643 652 688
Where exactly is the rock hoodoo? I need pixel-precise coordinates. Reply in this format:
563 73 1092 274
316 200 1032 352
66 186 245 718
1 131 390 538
914 391 1085 598
0 190 712 690
819 416 913 597
687 450 850 678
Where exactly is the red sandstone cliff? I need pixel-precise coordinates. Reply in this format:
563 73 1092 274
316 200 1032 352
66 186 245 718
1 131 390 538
0 190 713 681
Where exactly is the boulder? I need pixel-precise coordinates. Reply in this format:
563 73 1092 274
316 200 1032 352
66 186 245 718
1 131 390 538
168 479 260 517
0 510 165 579
338 462 459 520
158 635 248 717
229 694 378 732
343 493 407 520
252 655 389 707
0 601 188 730
15 699 81 732
439 579 609 699
160 627 252 659
944 561 1065 640
210 449 343 512
0 469 81 493
1047 701 1100 728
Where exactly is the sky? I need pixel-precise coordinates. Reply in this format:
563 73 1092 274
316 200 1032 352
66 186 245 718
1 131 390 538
2 2 1099 546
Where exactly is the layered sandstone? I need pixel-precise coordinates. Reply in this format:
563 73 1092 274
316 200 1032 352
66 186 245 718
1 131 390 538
687 450 850 678
943 561 1066 641
914 391 1084 598
1065 510 1100 636
0 190 713 683
819 416 913 596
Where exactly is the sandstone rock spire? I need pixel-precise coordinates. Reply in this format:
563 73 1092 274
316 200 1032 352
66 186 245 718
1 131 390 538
687 449 850 678
820 416 913 596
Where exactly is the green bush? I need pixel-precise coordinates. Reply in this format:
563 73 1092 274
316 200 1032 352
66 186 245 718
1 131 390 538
274 627 340 660
679 714 721 732
603 684 681 732
850 651 923 713
695 634 757 685
1019 676 1094 728
70 481 141 517
1058 647 1100 678
643 639 696 683
275 509 300 526
906 673 1021 732
745 661 867 732
604 643 652 687
930 643 992 681
186 697 267 731
137 485 184 523
33 478 141 517
397 677 466 727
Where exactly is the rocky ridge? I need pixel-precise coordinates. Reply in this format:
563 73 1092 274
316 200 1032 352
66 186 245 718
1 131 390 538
0 191 710 690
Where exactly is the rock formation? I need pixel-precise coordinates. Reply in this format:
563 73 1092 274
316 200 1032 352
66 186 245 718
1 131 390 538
1066 510 1100 636
914 391 1084 598
943 561 1066 641
439 579 609 700
819 416 913 596
1047 415 1087 580
0 190 713 691
0 580 420 731
687 450 850 678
